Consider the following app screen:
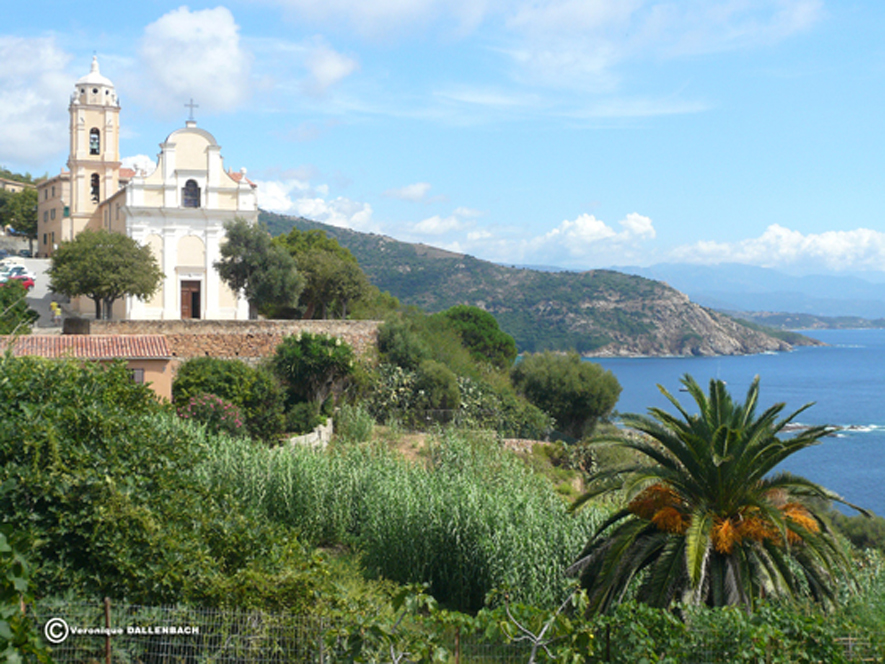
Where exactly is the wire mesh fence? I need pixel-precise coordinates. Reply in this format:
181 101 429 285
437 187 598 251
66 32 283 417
27 599 881 664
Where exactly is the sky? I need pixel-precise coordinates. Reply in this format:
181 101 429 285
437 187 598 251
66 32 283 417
2 1 885 275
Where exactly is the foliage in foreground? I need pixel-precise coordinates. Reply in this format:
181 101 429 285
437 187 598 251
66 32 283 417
0 356 345 611
1 481 54 664
198 428 603 612
572 374 866 615
328 586 884 664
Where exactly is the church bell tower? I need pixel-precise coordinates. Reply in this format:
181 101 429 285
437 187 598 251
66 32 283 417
67 56 121 227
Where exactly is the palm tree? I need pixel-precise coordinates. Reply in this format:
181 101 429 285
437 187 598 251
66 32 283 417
570 374 868 615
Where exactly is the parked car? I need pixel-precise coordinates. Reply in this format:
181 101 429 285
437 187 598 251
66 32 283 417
0 274 34 290
18 249 32 258
1 265 34 280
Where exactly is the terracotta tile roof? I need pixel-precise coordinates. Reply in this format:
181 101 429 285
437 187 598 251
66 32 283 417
0 335 171 359
119 168 136 179
228 170 257 188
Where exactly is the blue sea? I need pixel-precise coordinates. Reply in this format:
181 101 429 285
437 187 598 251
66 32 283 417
591 329 885 517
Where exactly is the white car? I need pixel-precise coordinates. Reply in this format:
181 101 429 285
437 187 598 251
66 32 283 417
0 264 35 282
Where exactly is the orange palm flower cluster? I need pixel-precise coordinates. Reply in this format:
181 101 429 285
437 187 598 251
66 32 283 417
712 517 741 554
630 483 820 553
629 484 689 534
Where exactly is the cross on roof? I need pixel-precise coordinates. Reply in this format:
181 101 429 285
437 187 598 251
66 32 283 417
185 98 199 122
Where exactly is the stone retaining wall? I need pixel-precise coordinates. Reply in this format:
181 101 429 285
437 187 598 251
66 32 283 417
64 318 381 361
285 418 334 449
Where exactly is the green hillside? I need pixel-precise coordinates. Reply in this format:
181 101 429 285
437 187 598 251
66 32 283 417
260 211 810 356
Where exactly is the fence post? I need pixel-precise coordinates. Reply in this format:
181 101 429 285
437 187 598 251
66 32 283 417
104 597 112 664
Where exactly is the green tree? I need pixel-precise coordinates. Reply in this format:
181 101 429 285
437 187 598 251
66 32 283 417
511 352 621 439
215 218 304 319
0 188 37 239
436 305 517 370
274 228 371 319
571 375 867 615
0 281 38 334
47 229 163 319
272 332 355 408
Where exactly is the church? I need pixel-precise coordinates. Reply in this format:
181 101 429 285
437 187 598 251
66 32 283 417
37 57 255 320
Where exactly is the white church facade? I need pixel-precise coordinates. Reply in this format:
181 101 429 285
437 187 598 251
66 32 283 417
37 57 254 320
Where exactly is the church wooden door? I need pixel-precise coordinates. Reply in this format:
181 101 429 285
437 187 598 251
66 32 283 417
180 281 202 319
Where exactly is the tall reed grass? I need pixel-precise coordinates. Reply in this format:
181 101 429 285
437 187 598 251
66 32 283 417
195 428 605 611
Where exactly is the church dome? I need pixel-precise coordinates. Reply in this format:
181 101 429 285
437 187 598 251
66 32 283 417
72 56 118 107
76 56 114 88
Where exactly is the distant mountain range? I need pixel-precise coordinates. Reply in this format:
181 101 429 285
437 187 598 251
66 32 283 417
260 212 820 356
614 263 885 321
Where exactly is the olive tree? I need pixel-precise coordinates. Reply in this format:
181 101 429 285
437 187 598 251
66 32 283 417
215 218 304 319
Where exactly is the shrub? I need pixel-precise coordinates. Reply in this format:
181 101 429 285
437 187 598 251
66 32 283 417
457 375 553 439
173 356 285 443
285 401 326 435
377 317 429 370
177 393 245 438
0 280 39 335
511 351 621 439
414 359 460 412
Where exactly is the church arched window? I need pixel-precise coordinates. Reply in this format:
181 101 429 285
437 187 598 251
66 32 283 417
89 128 101 155
91 173 100 203
182 179 201 208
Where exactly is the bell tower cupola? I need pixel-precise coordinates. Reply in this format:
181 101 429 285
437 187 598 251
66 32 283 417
67 56 122 222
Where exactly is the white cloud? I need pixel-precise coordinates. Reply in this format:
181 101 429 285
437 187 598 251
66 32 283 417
121 154 157 176
294 196 376 230
255 178 313 212
454 206 483 217
266 0 495 38
502 212 657 266
0 36 71 168
501 0 823 91
255 175 377 231
303 40 359 95
384 182 433 202
413 214 464 234
668 224 885 272
619 211 656 239
542 212 654 246
137 7 252 114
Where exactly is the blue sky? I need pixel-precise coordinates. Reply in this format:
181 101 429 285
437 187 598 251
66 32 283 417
3 1 885 274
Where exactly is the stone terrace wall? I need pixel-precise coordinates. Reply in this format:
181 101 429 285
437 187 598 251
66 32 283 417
64 319 381 362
